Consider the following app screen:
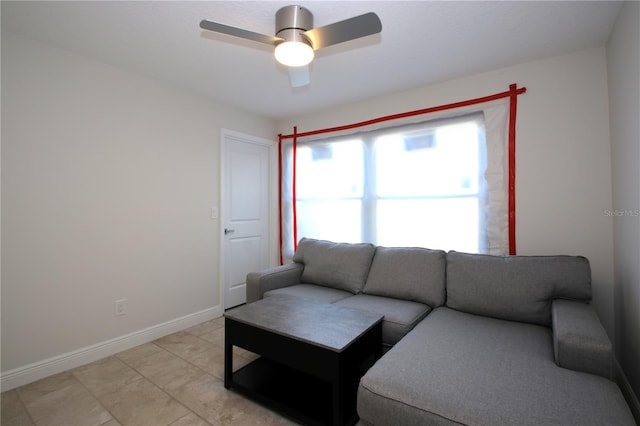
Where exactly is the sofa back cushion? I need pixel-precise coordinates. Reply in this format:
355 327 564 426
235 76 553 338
363 247 446 307
293 238 376 294
446 251 591 326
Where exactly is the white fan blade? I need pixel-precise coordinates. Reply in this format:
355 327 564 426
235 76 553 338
200 19 282 46
303 12 381 50
288 66 310 87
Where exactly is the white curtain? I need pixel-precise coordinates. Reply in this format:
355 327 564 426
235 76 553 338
281 98 510 261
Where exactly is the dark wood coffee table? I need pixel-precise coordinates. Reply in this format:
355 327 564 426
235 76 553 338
224 297 383 426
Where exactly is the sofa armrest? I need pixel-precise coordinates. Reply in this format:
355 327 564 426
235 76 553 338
552 299 613 380
246 262 304 303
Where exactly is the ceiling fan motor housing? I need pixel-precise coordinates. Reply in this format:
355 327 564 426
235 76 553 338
276 5 313 46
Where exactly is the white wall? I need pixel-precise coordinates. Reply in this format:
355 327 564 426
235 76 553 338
1 34 276 381
278 47 616 340
607 0 640 410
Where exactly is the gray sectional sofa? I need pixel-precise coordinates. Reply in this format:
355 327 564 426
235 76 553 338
246 238 635 425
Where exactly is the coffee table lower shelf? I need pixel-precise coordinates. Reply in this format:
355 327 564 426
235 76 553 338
230 356 357 426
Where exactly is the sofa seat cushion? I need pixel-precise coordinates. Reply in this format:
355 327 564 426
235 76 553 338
358 307 634 426
293 238 376 294
264 284 352 304
334 294 431 347
363 246 446 307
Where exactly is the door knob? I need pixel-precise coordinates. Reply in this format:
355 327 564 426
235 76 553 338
224 228 235 235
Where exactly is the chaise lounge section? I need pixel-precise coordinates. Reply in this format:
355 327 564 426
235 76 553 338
357 251 633 425
246 238 635 425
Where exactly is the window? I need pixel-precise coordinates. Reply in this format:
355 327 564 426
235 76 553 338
280 86 525 260
291 113 488 253
375 116 485 252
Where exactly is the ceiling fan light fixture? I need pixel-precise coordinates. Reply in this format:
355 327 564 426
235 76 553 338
200 4 382 87
274 40 314 67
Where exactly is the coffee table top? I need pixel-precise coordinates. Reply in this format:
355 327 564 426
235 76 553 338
224 297 383 353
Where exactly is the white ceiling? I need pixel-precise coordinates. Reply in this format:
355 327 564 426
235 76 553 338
2 1 623 119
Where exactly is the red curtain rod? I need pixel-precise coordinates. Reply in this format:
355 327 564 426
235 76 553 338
280 84 526 140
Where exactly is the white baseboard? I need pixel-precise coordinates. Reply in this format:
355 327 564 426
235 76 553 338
616 359 640 424
1 305 222 392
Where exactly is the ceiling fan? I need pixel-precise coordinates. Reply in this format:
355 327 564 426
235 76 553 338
200 5 382 87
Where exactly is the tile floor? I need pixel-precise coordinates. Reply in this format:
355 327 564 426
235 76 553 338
1 316 296 426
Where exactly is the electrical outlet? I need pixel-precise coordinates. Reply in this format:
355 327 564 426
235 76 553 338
114 299 127 316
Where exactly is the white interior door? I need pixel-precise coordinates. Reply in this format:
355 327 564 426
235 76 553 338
222 130 272 309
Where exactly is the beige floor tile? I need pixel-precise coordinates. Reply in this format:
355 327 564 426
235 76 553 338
168 412 211 426
183 344 224 379
98 378 189 426
4 320 296 426
126 350 208 393
154 332 216 360
101 419 123 426
15 372 77 405
167 375 238 424
198 327 224 347
115 342 164 366
218 396 298 426
20 378 112 426
183 319 224 337
1 389 36 426
210 316 225 328
234 347 260 361
72 356 143 397
170 375 293 426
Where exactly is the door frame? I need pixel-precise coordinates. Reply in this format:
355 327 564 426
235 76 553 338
219 129 278 310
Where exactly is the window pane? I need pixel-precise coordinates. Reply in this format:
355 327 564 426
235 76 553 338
296 139 363 199
377 198 479 252
375 121 481 197
288 114 491 255
297 200 362 243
